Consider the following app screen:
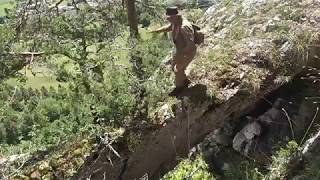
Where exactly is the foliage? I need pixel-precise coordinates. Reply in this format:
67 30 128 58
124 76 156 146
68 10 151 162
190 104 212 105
134 34 171 79
0 20 24 82
224 141 300 180
0 0 14 16
162 155 215 180
186 8 204 23
224 160 265 180
136 0 166 27
0 68 136 177
166 0 213 8
0 0 319 179
267 141 299 179
162 141 304 180
302 156 320 179
0 1 174 178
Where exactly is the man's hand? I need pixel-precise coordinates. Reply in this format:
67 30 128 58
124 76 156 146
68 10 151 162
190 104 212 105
149 29 159 33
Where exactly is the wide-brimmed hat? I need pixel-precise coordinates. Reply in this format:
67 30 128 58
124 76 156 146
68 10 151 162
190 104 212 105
166 6 180 16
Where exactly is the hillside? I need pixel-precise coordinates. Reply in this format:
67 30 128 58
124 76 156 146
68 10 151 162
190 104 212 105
74 0 320 179
0 0 320 180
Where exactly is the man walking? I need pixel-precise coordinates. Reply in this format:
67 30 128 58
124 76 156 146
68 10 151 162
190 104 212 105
152 7 198 97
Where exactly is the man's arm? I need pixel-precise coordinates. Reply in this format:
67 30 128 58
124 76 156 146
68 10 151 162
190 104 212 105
150 24 172 33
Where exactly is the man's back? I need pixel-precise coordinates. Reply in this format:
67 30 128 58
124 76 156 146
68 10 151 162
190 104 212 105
172 17 195 53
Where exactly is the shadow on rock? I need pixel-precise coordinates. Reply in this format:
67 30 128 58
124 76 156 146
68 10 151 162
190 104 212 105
178 84 211 103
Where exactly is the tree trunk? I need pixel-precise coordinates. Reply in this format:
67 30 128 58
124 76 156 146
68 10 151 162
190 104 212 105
125 0 147 122
125 0 139 38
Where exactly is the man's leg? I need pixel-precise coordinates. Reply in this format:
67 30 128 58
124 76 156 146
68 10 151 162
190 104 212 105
174 53 195 88
168 63 191 97
174 63 188 88
169 49 196 96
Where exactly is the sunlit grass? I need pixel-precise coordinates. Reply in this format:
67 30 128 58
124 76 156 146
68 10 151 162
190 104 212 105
0 0 14 16
6 66 66 89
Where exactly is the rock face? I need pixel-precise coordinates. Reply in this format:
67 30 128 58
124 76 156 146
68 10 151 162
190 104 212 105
233 121 261 155
200 78 320 176
74 1 320 179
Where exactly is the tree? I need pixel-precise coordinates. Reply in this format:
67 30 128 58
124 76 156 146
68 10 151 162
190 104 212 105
15 1 127 93
0 12 25 82
124 0 150 122
125 0 139 38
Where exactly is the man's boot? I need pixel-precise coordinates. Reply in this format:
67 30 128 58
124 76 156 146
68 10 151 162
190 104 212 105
169 79 191 97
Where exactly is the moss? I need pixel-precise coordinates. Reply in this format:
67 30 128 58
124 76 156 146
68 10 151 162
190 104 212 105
186 8 204 24
42 172 54 180
49 157 59 168
38 161 51 172
14 136 97 179
224 160 265 180
278 6 305 22
127 130 143 152
230 24 248 40
267 141 299 179
12 175 30 180
274 22 291 35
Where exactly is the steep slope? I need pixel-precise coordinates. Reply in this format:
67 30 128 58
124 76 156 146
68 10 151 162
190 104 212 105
74 0 320 179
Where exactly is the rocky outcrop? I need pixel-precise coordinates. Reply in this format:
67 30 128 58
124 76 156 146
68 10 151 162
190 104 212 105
233 121 262 155
197 77 320 177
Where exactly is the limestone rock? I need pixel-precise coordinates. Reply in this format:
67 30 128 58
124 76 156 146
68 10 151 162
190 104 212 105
243 122 261 139
232 121 262 155
292 175 307 180
241 0 267 16
209 129 232 146
232 132 247 153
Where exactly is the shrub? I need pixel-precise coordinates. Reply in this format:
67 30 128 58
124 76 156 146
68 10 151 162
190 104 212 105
163 155 215 180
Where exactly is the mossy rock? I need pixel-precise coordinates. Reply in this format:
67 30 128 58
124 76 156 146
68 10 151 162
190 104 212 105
38 161 52 172
73 148 83 157
42 172 54 180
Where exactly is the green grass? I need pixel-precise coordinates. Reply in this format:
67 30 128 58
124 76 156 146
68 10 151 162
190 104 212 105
6 66 66 89
110 27 153 66
6 76 64 89
0 0 14 16
0 0 12 3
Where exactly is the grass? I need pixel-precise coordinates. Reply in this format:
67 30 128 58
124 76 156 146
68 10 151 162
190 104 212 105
0 0 14 16
110 27 153 66
6 67 66 89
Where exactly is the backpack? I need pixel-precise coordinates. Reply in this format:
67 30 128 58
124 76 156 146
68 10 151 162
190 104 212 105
192 24 204 45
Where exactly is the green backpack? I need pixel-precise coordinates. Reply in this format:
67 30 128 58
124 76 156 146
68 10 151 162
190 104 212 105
192 24 204 45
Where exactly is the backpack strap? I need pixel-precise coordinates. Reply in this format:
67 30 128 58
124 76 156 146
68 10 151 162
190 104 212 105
192 24 201 31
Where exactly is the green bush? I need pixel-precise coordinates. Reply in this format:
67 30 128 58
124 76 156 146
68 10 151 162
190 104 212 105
56 66 71 82
163 155 215 180
186 8 204 23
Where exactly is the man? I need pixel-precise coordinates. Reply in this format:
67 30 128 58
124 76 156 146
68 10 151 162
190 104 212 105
152 7 197 97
